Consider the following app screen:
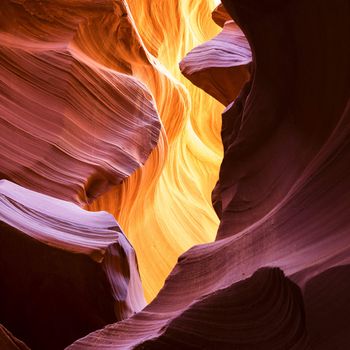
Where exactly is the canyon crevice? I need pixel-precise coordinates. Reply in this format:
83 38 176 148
1 0 350 349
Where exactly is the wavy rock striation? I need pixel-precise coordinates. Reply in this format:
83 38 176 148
1 0 224 306
86 0 224 300
0 0 160 205
134 268 308 349
180 12 251 106
0 180 145 350
68 0 350 349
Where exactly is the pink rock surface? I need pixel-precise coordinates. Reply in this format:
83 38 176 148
0 180 145 349
180 20 251 106
68 0 350 349
0 0 160 205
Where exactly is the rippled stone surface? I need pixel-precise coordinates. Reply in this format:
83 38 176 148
86 0 224 301
2 0 350 348
68 0 350 348
0 0 160 205
180 17 251 106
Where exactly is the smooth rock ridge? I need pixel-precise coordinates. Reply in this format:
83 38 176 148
0 179 146 349
180 12 251 106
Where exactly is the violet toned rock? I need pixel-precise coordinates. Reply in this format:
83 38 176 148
0 180 145 350
179 20 251 106
68 0 350 348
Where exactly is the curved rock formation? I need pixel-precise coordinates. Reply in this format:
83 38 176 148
68 0 350 348
180 19 251 106
2 0 349 348
0 325 29 350
86 0 224 300
215 0 350 239
1 0 224 305
0 180 145 350
134 268 308 349
212 4 231 27
0 0 160 205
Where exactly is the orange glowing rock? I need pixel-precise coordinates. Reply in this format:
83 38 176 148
1 0 223 305
6 0 350 348
87 0 224 301
212 3 232 27
68 0 350 348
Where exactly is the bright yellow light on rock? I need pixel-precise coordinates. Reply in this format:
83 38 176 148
88 0 223 302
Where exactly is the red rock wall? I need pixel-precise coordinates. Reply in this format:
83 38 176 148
0 0 160 205
0 180 146 349
68 0 350 349
1 0 350 349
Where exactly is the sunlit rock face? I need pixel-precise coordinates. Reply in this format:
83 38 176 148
68 0 350 349
86 0 224 301
0 0 160 206
0 180 145 350
0 324 29 350
2 0 350 348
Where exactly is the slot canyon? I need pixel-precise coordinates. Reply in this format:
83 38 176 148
0 0 349 349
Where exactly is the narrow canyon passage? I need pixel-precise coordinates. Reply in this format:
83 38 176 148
87 0 225 301
1 0 350 349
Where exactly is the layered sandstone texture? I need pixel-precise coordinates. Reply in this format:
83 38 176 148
0 180 145 350
85 0 225 300
68 0 350 349
1 0 350 349
0 0 161 205
0 0 226 302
